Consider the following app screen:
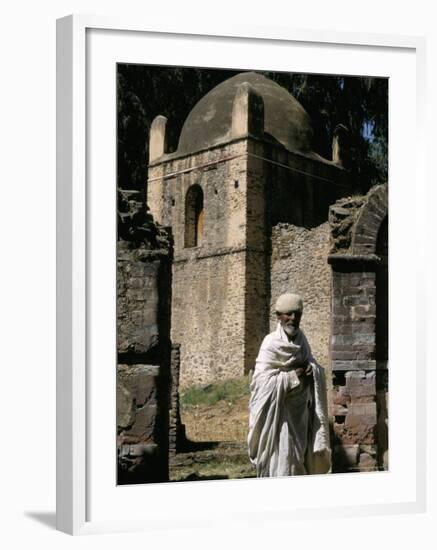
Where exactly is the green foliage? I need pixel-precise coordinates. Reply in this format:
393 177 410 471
180 377 250 408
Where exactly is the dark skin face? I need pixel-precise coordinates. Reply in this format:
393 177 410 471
276 308 311 377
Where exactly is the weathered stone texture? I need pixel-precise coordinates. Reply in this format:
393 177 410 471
329 184 388 256
270 222 331 371
117 364 159 442
173 250 247 387
245 250 269 374
329 195 366 253
117 190 172 484
329 184 388 473
331 270 377 365
117 243 161 357
376 370 389 469
169 344 187 454
117 362 170 484
329 266 383 473
332 369 379 472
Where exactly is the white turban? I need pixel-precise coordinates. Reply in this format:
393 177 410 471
275 292 303 313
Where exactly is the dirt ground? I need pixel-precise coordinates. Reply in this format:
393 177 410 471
169 392 255 481
181 398 249 442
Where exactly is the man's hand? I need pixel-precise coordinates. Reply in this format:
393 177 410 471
294 364 313 377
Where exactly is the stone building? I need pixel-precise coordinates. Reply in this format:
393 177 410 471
147 71 353 387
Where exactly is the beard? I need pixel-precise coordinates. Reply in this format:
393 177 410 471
283 323 298 337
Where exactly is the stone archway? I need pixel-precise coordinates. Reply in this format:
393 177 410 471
328 184 388 472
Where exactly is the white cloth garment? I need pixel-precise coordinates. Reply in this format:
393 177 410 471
248 323 331 477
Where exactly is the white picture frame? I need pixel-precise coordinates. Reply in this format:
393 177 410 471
56 14 427 535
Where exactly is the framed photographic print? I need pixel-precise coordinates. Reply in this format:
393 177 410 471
56 15 426 535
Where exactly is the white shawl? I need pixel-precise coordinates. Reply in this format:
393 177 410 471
248 323 331 477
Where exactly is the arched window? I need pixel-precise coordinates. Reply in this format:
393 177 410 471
185 185 204 248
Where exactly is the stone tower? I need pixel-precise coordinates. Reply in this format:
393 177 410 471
147 72 350 387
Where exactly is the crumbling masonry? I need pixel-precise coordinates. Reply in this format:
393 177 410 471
329 184 388 471
116 189 173 483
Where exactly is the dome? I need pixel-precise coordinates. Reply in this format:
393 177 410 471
176 72 314 155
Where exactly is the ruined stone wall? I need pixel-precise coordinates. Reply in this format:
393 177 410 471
270 222 332 371
330 266 380 472
117 190 172 484
117 242 163 360
328 184 388 473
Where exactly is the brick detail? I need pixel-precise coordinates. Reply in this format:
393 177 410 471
329 184 388 473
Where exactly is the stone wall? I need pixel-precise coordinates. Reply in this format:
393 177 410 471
169 344 186 455
329 266 379 472
328 184 388 473
117 190 173 484
173 249 247 386
117 241 163 360
117 364 167 483
270 222 332 371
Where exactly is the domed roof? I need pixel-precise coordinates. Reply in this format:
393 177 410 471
176 72 314 155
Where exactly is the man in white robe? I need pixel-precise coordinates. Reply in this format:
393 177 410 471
248 293 331 477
